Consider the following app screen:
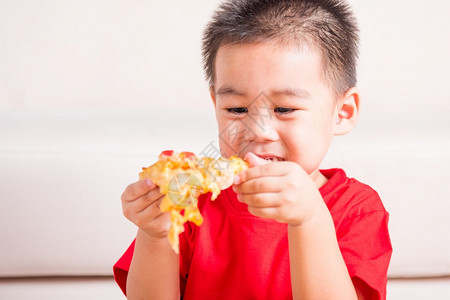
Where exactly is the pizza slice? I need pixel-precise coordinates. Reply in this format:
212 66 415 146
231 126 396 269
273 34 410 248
139 150 248 253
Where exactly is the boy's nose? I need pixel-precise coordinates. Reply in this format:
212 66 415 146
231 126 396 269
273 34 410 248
246 118 279 143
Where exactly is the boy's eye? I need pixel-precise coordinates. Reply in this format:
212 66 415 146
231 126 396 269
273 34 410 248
227 107 248 114
274 107 295 114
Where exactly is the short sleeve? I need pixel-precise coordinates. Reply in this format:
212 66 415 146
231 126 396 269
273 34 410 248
113 220 197 297
113 239 136 296
338 210 392 300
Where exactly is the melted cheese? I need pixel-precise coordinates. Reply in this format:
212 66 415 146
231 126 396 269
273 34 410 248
139 151 248 253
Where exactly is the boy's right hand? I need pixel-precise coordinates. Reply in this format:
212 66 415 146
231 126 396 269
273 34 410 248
121 179 171 241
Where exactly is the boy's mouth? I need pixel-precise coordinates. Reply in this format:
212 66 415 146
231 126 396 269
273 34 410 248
255 154 285 162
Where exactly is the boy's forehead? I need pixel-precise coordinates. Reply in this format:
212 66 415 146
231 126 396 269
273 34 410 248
214 41 327 92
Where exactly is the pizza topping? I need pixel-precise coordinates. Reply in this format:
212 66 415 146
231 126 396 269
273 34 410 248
139 151 248 253
160 150 174 157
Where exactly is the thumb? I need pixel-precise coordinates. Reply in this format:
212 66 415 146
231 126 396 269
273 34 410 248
244 152 269 167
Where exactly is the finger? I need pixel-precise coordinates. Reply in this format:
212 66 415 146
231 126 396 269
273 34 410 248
123 189 163 220
247 206 279 219
142 187 163 205
136 195 165 216
123 194 154 219
124 194 164 224
122 179 157 202
239 192 281 208
135 199 171 232
244 152 270 167
234 162 290 185
136 194 165 214
150 210 172 230
233 176 283 194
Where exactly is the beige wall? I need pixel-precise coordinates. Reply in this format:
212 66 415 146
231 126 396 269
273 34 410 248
0 0 449 117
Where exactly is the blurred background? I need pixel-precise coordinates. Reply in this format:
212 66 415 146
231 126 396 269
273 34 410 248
0 0 449 299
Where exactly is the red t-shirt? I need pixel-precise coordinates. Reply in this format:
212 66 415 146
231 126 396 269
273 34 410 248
114 169 392 299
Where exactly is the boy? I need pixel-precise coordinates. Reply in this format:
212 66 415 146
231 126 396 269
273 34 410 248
114 0 392 299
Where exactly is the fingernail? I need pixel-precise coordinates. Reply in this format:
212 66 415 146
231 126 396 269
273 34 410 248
236 193 241 202
233 175 241 185
144 179 154 187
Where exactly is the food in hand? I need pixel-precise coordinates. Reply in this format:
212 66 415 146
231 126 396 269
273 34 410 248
139 150 248 253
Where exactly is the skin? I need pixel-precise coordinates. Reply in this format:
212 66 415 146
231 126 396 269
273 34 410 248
122 41 362 299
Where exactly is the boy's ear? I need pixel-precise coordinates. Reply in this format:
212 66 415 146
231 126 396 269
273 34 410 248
334 87 360 136
209 86 216 106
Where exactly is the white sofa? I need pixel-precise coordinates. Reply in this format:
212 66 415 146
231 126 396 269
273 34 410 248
1 0 449 299
1 109 449 299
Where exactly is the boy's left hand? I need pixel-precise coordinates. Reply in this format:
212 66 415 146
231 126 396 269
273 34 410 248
232 152 326 226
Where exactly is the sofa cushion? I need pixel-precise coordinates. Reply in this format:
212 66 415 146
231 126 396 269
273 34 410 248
0 109 216 276
0 110 449 278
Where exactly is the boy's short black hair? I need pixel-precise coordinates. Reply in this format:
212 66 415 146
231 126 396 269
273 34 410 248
202 0 359 97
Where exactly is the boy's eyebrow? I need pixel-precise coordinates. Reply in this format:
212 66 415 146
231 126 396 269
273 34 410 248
215 85 311 99
270 87 311 99
216 85 245 96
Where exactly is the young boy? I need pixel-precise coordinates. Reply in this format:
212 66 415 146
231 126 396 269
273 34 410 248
114 0 392 299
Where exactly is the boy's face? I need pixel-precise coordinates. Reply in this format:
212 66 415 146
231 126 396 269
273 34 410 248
210 42 342 181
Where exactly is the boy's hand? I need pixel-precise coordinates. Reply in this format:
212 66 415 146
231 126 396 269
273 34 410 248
232 152 326 226
121 179 171 240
